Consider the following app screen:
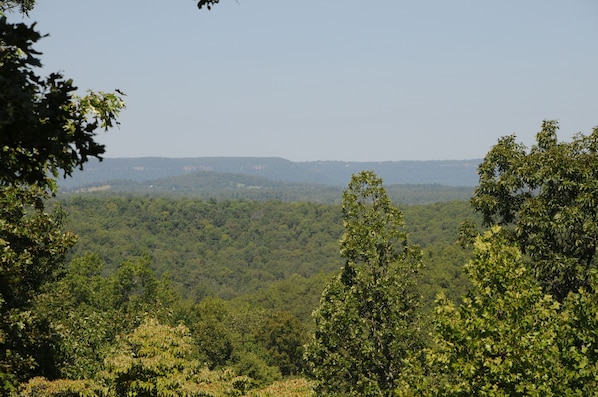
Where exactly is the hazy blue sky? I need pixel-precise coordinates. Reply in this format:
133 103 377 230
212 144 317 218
13 1 598 161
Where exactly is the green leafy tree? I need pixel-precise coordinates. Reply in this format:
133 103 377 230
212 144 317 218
0 0 34 14
472 120 598 301
197 0 220 10
21 318 253 397
305 171 423 397
102 318 209 397
34 253 186 381
1 16 125 192
428 227 598 396
257 311 307 376
0 186 77 392
429 228 562 395
0 15 124 390
556 273 598 394
192 297 235 370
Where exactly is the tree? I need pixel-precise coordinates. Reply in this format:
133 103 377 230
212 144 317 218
192 297 235 370
429 228 562 395
197 0 220 10
34 254 181 381
257 311 306 376
428 227 598 396
0 13 124 391
471 120 598 301
102 318 209 397
0 186 77 392
1 16 125 192
305 171 423 397
0 0 34 14
21 318 253 397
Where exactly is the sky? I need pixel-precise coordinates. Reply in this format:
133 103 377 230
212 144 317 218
11 1 598 161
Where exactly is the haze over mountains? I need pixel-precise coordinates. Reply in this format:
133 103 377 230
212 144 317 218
60 157 481 189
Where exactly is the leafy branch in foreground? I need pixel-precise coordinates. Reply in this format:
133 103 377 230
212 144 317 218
1 14 124 392
0 16 125 192
198 0 220 10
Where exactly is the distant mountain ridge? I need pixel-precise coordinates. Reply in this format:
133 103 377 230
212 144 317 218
59 157 482 190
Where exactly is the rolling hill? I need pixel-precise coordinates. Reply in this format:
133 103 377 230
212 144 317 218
58 157 479 204
59 157 481 189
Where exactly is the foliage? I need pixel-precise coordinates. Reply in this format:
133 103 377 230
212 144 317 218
472 120 598 300
429 228 560 395
191 297 306 383
0 187 75 315
61 196 471 312
244 378 315 397
427 227 598 396
35 254 184 380
61 197 345 301
0 185 76 392
21 318 255 397
0 0 34 14
192 297 236 369
1 13 123 389
231 353 281 389
28 252 309 389
556 274 598 394
198 0 220 11
21 376 317 397
20 377 107 397
42 192 471 393
102 318 209 397
403 201 474 305
0 17 125 192
305 171 423 396
256 311 306 376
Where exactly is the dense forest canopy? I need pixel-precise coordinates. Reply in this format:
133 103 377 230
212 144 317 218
59 195 474 312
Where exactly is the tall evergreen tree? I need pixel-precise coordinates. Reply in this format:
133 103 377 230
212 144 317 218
305 171 423 397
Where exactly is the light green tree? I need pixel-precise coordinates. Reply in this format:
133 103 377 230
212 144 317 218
21 318 253 396
428 227 598 396
471 120 598 301
429 227 562 395
305 171 423 397
102 318 210 397
425 121 598 396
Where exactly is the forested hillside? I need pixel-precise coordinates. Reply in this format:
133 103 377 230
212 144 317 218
5 119 598 395
60 196 475 320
